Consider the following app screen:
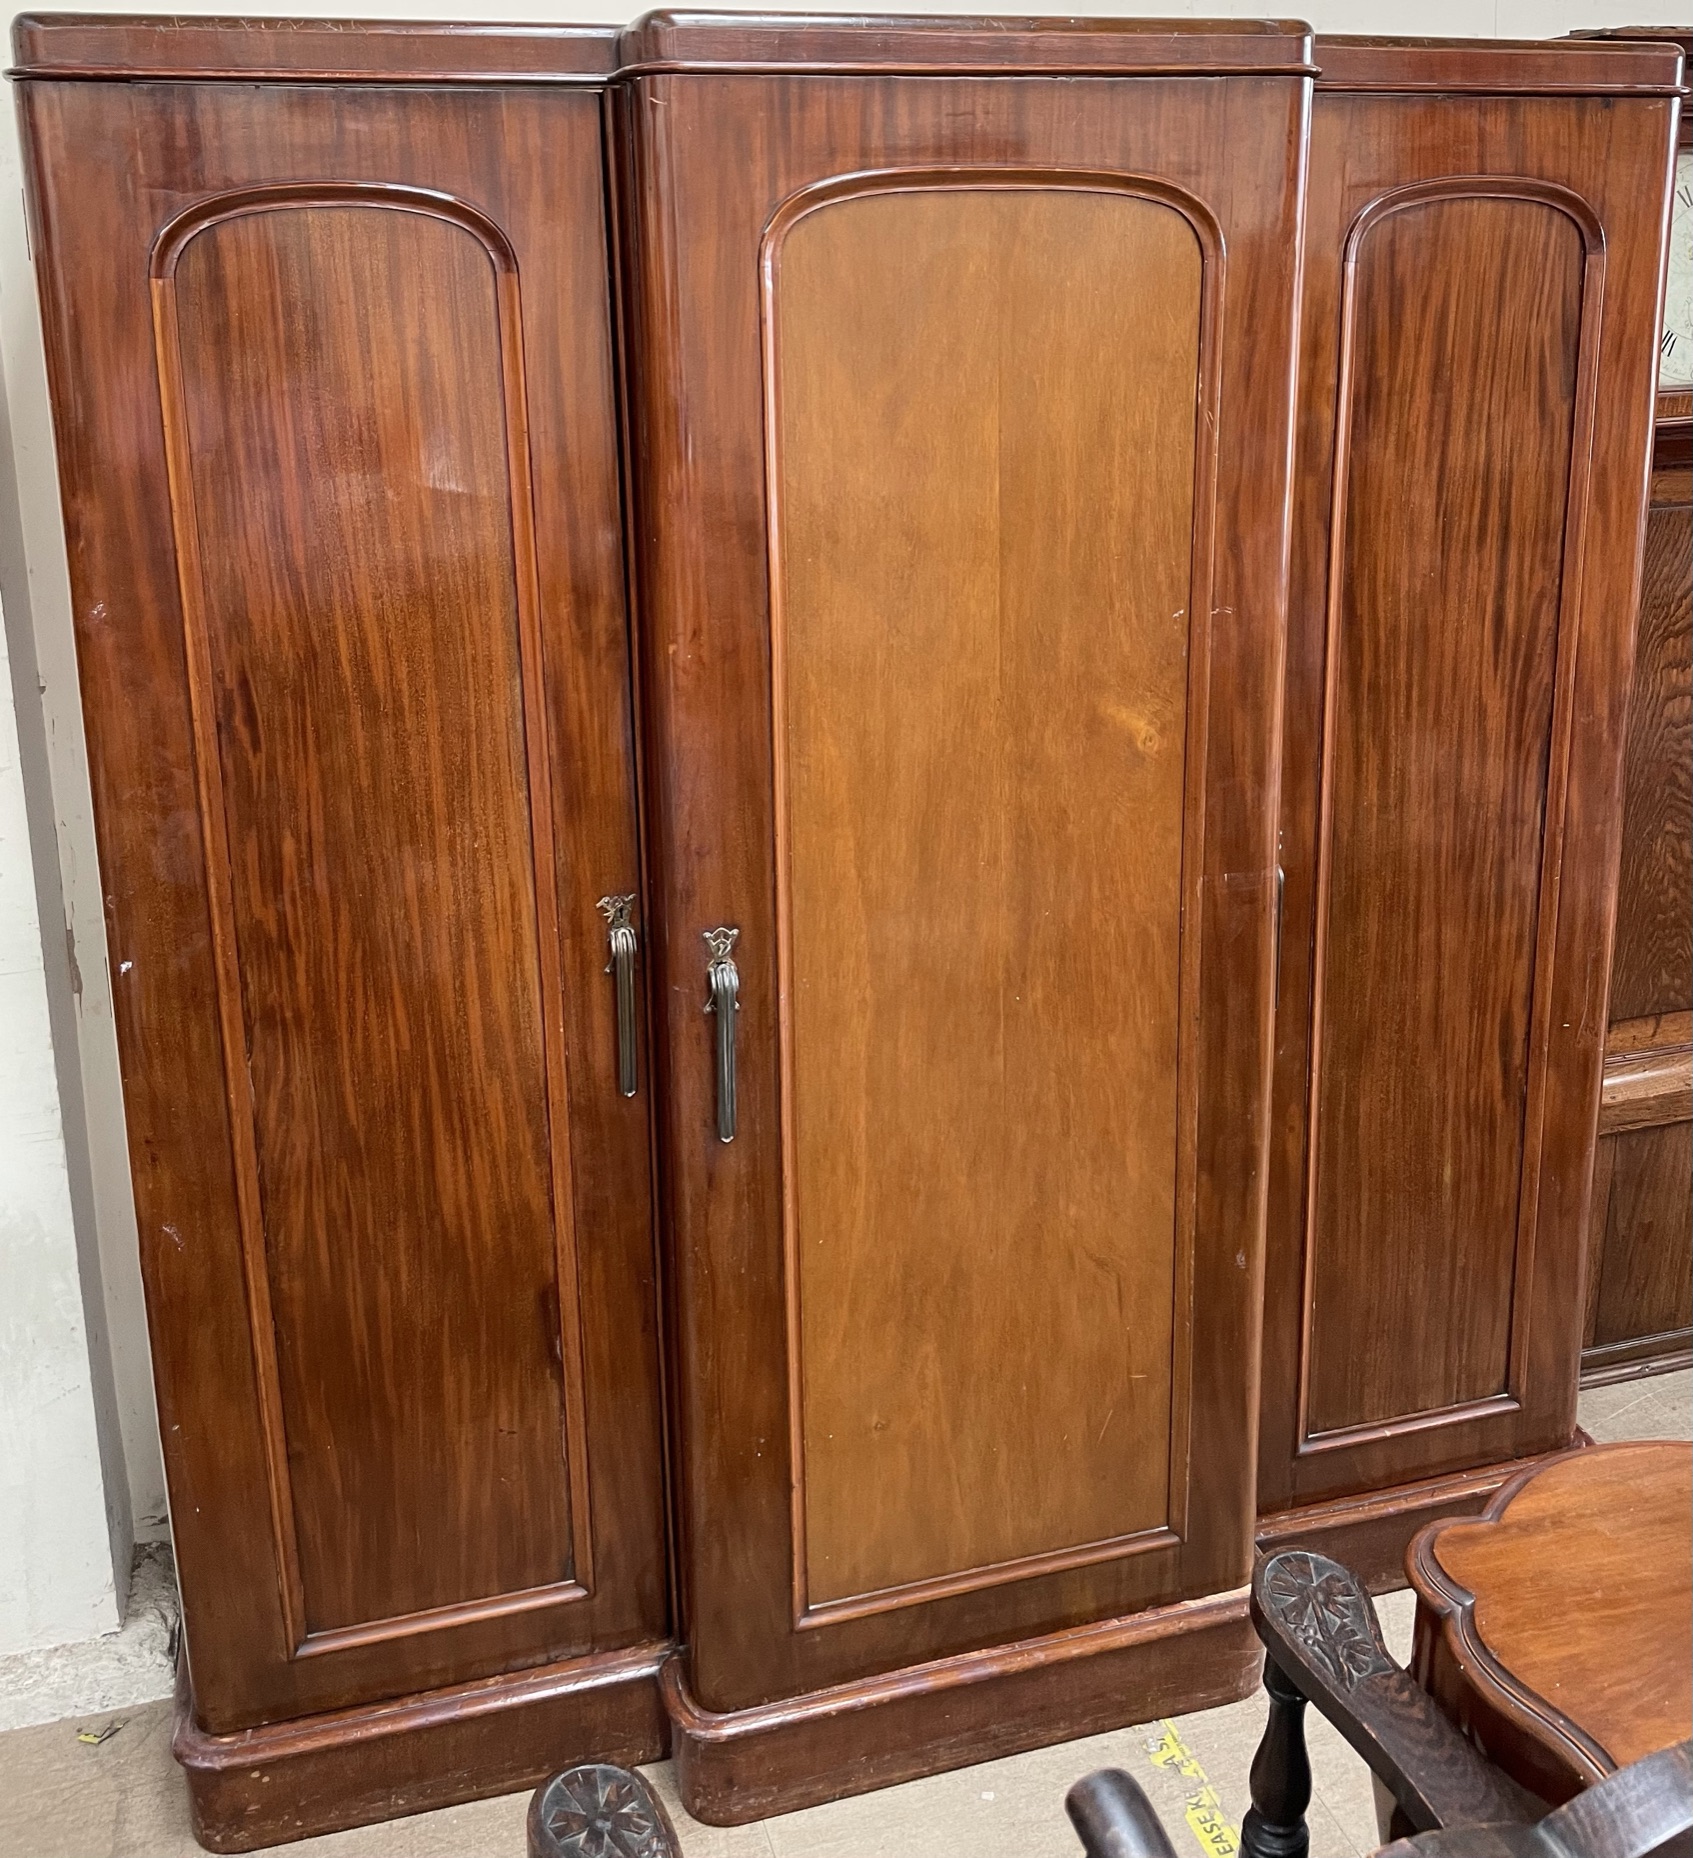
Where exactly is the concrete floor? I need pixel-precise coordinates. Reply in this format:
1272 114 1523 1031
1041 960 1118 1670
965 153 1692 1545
1 1370 1686 1858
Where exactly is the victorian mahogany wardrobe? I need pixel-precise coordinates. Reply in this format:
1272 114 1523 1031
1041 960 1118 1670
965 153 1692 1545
11 11 1682 1852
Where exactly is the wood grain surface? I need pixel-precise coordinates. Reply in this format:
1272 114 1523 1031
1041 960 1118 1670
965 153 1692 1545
662 1587 1260 1826
17 11 1685 1845
620 56 1306 1718
1609 473 1692 1024
1598 1012 1693 1135
771 182 1204 1611
159 195 588 1636
1253 1438 1597 1598
1257 49 1677 1515
616 11 1315 73
1304 188 1586 1438
1583 460 1692 1380
19 74 668 1736
9 12 621 79
1591 1124 1693 1351
1411 1443 1693 1803
174 1640 672 1853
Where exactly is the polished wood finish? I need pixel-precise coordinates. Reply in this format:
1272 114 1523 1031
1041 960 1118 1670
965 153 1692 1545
1241 1656 1317 1858
15 13 1685 1849
1599 1013 1693 1135
175 1645 670 1855
1304 185 1589 1437
1583 1122 1693 1383
1260 36 1681 1518
156 191 590 1640
619 20 1309 1752
1079 1743 1693 1858
1238 1546 1692 1858
617 11 1316 73
1609 483 1693 1030
1254 1439 1594 1599
1410 1443 1693 1807
17 37 669 1846
775 182 1204 1612
1375 1744 1693 1858
1069 1769 1182 1858
1244 1551 1537 1856
1583 455 1693 1382
10 12 620 79
1316 36 1684 93
662 1588 1260 1826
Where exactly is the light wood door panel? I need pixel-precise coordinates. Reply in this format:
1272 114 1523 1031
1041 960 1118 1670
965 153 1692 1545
162 199 586 1635
772 184 1203 1611
1304 192 1585 1437
624 65 1305 1712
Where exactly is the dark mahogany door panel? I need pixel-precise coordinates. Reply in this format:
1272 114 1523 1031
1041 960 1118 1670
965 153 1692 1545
20 78 667 1730
1259 50 1681 1512
619 45 1309 1712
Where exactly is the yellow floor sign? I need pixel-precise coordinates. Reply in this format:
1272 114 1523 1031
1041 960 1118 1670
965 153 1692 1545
1144 1720 1241 1858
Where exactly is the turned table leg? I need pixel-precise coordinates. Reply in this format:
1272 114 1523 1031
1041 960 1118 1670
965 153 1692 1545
1242 1655 1313 1858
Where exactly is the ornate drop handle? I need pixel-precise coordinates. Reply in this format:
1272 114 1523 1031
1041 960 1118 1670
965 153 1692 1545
597 895 639 1099
702 927 740 1144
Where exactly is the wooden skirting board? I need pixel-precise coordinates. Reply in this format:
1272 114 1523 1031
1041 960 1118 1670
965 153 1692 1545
661 1588 1260 1826
1581 1337 1693 1387
174 1641 672 1854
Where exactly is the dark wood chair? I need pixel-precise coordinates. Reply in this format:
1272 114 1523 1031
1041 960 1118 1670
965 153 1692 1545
1066 1547 1691 1858
1066 1741 1693 1858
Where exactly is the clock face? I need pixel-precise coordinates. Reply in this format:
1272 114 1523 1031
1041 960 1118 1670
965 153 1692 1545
1663 147 1693 391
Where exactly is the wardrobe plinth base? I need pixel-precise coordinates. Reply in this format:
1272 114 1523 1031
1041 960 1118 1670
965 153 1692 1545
1255 1438 1594 1595
662 1587 1260 1826
174 1641 673 1853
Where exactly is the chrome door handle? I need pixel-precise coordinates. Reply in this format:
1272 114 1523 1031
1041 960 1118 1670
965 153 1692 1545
703 926 740 1144
597 894 639 1099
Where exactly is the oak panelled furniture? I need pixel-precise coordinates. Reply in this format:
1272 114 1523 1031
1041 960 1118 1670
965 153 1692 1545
1255 33 1684 1588
1578 30 1693 1388
9 11 1683 1852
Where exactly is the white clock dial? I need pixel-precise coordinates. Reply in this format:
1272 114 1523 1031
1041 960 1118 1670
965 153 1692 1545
1662 147 1693 391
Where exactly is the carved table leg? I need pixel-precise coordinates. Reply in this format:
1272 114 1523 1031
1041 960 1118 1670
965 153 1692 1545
527 1763 680 1858
1242 1655 1313 1858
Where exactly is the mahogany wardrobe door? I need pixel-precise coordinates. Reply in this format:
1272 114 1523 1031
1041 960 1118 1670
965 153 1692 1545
1258 40 1682 1521
619 36 1310 1718
19 73 670 1731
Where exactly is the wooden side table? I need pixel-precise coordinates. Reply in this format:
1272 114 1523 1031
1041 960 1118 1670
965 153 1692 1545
1409 1441 1693 1807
